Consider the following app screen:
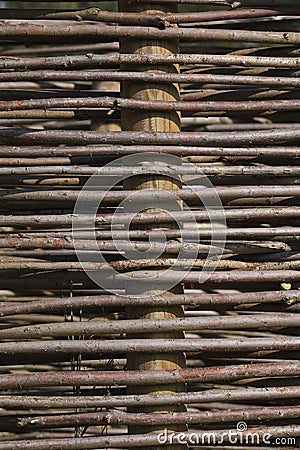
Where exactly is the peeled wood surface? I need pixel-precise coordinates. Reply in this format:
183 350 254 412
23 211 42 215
120 1 186 444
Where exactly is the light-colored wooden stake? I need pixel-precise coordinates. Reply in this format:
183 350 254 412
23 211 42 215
91 80 121 132
119 1 187 447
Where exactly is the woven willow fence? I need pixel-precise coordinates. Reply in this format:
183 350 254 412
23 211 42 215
0 1 300 448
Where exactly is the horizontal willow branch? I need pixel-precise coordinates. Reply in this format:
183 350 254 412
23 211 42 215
3 7 297 23
0 186 299 202
1 385 299 409
116 269 300 285
0 207 298 228
0 128 299 146
37 7 299 25
1 23 300 44
0 145 298 158
0 362 298 389
1 96 300 113
1 314 298 340
0 164 299 177
0 290 298 317
1 337 299 357
16 406 300 429
1 70 300 88
1 53 299 70
0 226 298 242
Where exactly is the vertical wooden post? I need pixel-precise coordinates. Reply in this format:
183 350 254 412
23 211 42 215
91 80 121 132
119 1 187 447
